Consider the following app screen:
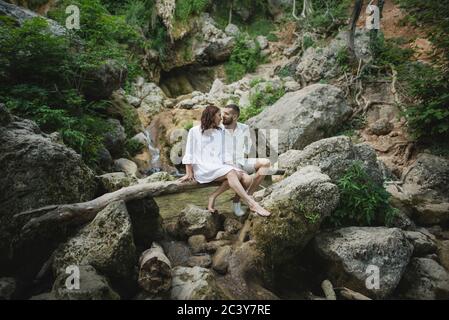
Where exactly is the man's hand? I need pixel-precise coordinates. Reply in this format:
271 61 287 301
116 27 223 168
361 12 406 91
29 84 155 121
178 173 195 183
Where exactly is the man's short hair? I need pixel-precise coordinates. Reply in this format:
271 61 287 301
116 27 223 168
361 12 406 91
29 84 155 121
225 104 240 115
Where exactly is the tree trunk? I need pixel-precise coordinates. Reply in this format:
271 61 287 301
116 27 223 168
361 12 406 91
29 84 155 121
301 0 314 18
138 242 172 294
348 0 364 60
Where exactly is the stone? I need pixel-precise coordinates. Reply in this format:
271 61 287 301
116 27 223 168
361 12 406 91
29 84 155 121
114 158 139 177
82 60 128 101
388 153 449 225
405 231 437 257
256 35 269 50
314 227 413 299
53 201 137 293
160 240 192 267
170 266 229 300
369 118 394 136
212 245 232 274
96 172 137 193
103 119 126 158
224 218 243 235
0 114 96 275
188 234 207 254
177 205 220 239
437 240 449 271
0 277 16 300
247 84 352 153
397 257 449 300
51 265 120 300
187 255 212 268
225 23 240 36
251 166 340 273
278 136 384 185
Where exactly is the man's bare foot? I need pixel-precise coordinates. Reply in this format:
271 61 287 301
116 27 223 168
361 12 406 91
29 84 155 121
249 201 271 217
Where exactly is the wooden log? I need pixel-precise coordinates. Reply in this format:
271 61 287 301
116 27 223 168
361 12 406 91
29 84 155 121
14 169 286 235
335 287 372 300
138 242 172 294
321 280 337 300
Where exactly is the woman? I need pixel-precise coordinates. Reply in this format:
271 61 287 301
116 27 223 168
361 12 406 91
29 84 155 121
178 105 271 217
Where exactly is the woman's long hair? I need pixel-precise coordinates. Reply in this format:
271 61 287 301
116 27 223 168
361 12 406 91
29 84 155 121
201 105 220 133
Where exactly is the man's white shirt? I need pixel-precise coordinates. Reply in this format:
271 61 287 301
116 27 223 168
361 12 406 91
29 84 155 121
221 122 253 167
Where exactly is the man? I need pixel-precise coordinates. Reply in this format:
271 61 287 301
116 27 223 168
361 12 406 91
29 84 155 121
207 104 271 216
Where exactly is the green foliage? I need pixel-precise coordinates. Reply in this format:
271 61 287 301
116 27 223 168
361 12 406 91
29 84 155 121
225 34 264 82
302 35 315 50
298 0 352 35
175 0 210 21
326 163 397 227
240 83 285 122
183 121 194 131
125 139 145 157
335 47 351 72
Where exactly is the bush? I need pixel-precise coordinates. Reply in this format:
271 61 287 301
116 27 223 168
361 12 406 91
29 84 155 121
175 0 209 22
225 34 264 82
239 83 285 122
326 162 396 227
125 139 145 157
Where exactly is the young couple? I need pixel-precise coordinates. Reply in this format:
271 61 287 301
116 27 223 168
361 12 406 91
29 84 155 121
178 104 272 217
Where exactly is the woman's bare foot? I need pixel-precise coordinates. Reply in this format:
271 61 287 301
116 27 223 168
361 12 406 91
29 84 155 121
208 195 218 214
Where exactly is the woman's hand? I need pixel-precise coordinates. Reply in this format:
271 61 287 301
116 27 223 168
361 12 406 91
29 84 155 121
178 173 194 183
178 164 194 183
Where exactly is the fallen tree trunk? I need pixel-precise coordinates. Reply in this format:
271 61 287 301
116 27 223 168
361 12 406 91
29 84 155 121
138 242 172 294
14 180 216 234
335 287 372 300
15 169 286 235
321 280 337 300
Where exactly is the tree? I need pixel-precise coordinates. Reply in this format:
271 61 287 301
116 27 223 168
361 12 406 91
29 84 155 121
348 0 364 60
301 0 314 18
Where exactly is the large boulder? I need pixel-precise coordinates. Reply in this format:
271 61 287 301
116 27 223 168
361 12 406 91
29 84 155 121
113 158 139 177
50 265 120 300
0 0 66 35
96 172 137 194
313 227 413 299
82 60 128 101
387 153 449 225
125 196 163 250
397 257 449 300
177 205 221 240
102 119 126 158
296 29 371 83
247 84 351 153
0 109 96 275
53 201 137 293
0 277 16 300
251 166 340 273
170 266 229 300
278 136 384 185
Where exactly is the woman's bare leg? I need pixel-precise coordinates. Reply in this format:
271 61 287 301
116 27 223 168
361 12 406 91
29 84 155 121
208 180 230 213
226 170 270 217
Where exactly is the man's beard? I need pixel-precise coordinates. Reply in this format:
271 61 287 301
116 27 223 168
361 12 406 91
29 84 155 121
222 118 233 125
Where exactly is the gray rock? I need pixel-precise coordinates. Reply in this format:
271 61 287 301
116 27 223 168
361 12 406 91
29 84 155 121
388 153 449 225
126 196 163 249
251 166 340 271
96 146 113 172
212 245 232 274
0 103 12 126
296 29 371 83
188 234 207 254
247 84 351 153
53 201 137 292
177 205 220 239
0 0 66 36
103 119 126 158
225 23 240 36
52 265 120 300
170 266 229 300
278 136 383 185
224 218 242 235
369 118 394 136
97 172 137 193
397 257 449 300
314 227 413 299
140 172 175 183
82 60 127 101
256 35 269 50
114 158 138 177
405 231 437 257
0 277 16 300
0 115 96 275
160 240 192 267
437 240 449 272
187 255 212 268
